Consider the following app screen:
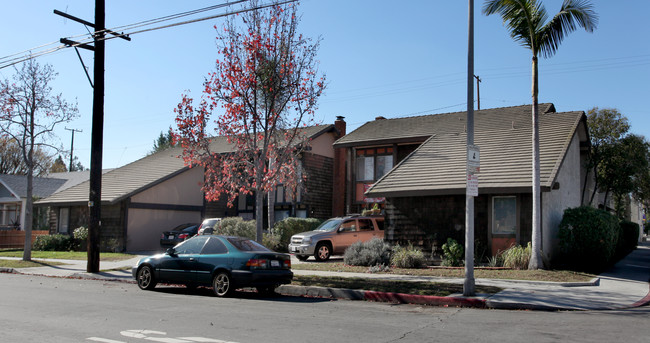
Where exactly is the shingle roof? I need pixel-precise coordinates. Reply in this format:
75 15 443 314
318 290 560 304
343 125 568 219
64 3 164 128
36 125 335 206
334 104 557 148
365 105 586 197
0 174 67 199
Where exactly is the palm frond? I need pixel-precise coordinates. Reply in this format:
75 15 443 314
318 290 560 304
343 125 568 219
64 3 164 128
538 0 598 58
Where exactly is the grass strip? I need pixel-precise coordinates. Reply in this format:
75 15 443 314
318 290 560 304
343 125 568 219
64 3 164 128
291 263 595 283
0 250 134 261
292 275 502 297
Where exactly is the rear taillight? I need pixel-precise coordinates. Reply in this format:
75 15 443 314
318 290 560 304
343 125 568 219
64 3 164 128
284 259 291 269
161 233 165 239
246 259 268 269
178 233 188 240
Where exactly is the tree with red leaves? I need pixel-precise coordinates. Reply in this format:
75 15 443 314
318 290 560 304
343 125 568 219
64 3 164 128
175 1 325 242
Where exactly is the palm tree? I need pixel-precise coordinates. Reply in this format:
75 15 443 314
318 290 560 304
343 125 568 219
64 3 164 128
483 0 597 269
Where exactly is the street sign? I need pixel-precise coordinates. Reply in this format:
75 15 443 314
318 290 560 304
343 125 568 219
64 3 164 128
467 174 478 197
467 145 480 174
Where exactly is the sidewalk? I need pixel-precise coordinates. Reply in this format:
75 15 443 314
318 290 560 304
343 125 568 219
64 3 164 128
1 242 649 311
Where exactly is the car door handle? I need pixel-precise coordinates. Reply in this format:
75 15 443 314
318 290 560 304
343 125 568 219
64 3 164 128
189 258 196 261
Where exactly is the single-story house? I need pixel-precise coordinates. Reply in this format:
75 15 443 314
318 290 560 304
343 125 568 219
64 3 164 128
36 124 341 252
0 174 68 230
333 104 593 263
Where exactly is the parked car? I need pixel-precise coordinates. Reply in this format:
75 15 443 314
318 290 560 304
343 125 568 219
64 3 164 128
133 235 293 297
159 223 199 249
288 215 384 261
197 218 222 235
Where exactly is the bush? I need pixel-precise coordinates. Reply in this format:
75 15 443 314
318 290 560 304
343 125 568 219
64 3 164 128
214 217 256 239
441 238 463 267
391 244 426 268
73 226 88 251
501 243 531 270
343 238 391 267
558 206 620 272
262 233 281 251
269 217 321 252
34 234 74 251
617 220 640 257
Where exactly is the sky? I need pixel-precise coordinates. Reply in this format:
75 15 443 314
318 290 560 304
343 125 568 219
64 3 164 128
1 0 648 169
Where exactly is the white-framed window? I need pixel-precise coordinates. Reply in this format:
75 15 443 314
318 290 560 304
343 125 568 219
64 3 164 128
58 207 70 234
492 196 516 234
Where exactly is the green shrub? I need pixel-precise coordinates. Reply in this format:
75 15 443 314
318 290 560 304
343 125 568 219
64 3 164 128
269 217 321 252
262 233 281 251
441 238 463 267
558 206 620 272
391 244 426 268
72 226 89 251
343 238 391 266
34 234 74 251
617 220 639 256
501 243 531 270
214 217 256 239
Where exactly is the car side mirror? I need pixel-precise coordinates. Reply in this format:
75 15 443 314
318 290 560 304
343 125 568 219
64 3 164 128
166 247 177 256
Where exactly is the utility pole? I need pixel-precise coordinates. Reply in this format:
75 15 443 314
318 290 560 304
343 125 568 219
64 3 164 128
64 127 82 171
474 74 481 110
54 3 130 273
464 0 476 297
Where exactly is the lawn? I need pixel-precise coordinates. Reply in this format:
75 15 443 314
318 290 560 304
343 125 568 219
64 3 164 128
292 275 502 296
0 250 134 261
291 263 595 283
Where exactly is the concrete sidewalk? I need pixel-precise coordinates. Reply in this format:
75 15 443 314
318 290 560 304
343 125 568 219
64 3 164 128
1 243 649 311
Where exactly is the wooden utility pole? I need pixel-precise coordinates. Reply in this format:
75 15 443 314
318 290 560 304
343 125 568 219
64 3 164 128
55 2 130 272
64 127 82 171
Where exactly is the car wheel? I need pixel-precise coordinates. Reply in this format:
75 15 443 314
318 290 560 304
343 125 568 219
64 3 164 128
136 265 157 290
314 242 331 261
296 255 309 261
213 272 232 297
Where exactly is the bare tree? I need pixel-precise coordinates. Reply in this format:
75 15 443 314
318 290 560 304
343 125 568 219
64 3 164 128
0 59 78 260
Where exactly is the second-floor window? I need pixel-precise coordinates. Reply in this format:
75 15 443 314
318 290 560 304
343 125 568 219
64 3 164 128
355 147 393 202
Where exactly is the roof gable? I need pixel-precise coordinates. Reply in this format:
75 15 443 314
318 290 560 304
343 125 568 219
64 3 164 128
366 106 586 197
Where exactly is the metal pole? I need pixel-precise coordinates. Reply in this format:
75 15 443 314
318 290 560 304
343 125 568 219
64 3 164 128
464 0 476 297
87 0 104 273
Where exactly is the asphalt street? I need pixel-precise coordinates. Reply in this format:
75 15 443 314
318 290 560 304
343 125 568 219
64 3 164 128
1 273 649 343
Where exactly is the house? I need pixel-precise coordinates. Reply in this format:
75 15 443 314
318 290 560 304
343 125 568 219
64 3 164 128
0 174 68 230
333 104 591 263
35 124 341 252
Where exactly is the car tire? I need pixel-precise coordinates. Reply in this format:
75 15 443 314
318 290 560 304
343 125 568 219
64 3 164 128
314 242 331 261
213 272 233 297
136 265 157 290
296 255 309 261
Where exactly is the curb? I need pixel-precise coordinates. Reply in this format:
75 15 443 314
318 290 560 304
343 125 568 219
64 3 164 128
277 285 487 308
0 267 15 273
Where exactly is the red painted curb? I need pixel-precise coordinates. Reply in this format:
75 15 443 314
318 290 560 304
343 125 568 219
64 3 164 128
630 283 650 308
364 291 486 308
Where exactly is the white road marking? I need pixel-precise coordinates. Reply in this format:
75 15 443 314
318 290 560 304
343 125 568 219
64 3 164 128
87 338 125 343
87 330 239 343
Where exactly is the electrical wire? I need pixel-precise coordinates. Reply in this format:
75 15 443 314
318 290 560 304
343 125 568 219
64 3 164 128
0 0 294 70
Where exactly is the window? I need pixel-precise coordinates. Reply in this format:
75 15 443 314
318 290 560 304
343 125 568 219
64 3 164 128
492 196 517 234
58 208 69 234
339 220 356 232
201 237 228 254
358 219 373 231
355 147 393 202
175 237 207 254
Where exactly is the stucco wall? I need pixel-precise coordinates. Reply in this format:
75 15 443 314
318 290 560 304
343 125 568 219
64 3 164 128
131 167 203 206
541 133 582 261
310 133 335 158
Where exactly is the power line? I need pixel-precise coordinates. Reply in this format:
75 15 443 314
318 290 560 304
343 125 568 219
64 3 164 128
0 0 295 70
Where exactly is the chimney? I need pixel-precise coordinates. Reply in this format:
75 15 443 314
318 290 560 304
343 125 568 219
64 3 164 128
335 116 346 138
375 116 386 121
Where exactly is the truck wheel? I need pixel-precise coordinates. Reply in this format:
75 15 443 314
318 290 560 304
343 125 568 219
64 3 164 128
314 242 331 261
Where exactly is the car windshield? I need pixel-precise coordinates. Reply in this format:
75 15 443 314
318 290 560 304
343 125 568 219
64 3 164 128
181 225 198 233
315 219 343 232
227 237 271 252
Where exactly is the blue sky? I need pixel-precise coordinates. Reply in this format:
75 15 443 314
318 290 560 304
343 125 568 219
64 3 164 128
1 0 648 169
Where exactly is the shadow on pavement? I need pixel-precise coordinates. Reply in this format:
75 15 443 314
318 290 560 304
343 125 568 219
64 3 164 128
149 285 335 304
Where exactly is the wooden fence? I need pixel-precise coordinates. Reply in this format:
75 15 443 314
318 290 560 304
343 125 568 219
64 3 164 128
0 230 49 249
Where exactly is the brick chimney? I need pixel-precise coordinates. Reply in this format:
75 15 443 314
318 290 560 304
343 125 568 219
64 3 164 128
332 116 346 217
